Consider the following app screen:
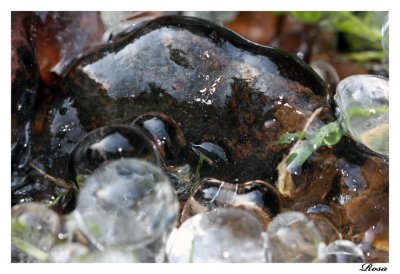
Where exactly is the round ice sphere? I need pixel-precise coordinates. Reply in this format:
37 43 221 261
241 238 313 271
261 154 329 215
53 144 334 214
166 163 194 201
334 75 389 157
320 240 365 263
167 208 266 263
68 125 160 184
310 60 340 96
74 158 178 249
181 178 281 228
47 243 89 263
12 202 61 262
131 112 187 165
78 247 156 262
266 211 323 262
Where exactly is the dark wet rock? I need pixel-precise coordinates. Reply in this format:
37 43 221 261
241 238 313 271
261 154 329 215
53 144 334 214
343 191 388 237
63 15 328 183
11 12 40 170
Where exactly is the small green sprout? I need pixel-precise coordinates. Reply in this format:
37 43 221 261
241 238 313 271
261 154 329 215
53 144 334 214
274 121 344 171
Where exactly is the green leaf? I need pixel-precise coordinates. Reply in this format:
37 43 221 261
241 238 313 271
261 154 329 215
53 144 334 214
288 11 383 50
272 131 306 145
287 143 315 172
12 237 49 262
11 218 29 236
346 105 389 121
188 237 196 263
290 11 323 23
89 222 102 238
310 122 344 147
286 153 297 165
322 11 381 44
340 51 387 62
284 122 344 172
194 151 208 180
76 174 85 189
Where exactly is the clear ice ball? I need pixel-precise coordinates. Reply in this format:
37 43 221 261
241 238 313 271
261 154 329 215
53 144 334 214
266 211 323 262
334 75 389 157
167 208 266 263
131 112 187 165
47 243 89 263
11 202 61 262
77 246 157 263
74 158 178 249
181 178 281 228
68 125 160 184
319 240 365 263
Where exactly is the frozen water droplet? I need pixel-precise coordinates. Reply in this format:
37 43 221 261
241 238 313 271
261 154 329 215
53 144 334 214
181 178 281 228
78 246 156 263
334 75 389 157
319 240 365 263
166 164 194 201
266 211 323 262
310 60 340 96
190 142 228 166
131 112 187 166
68 125 160 184
48 243 89 263
167 208 266 262
12 202 61 262
74 158 178 249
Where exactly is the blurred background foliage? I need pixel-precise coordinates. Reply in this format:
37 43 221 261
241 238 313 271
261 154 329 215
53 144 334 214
185 11 388 79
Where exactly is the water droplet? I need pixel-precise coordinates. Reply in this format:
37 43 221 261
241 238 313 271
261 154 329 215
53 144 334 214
266 211 323 262
74 158 178 249
12 202 61 262
167 208 266 262
132 112 187 166
68 125 160 184
182 178 281 228
319 240 365 263
335 75 389 157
